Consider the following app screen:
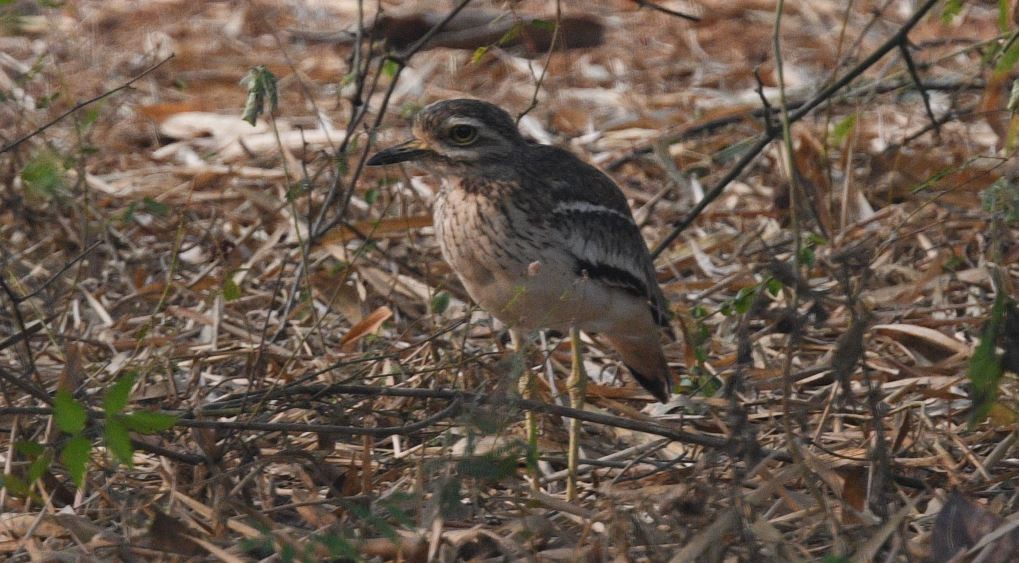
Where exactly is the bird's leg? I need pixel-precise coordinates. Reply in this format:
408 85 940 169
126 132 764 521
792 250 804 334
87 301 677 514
510 329 539 490
566 326 587 501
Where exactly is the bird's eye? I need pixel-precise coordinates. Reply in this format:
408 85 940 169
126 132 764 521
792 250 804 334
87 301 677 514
448 124 478 145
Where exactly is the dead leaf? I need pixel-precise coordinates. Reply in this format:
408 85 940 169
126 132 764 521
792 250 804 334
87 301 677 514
339 306 393 350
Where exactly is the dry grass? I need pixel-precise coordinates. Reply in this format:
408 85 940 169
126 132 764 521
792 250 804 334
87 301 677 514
1 0 1018 561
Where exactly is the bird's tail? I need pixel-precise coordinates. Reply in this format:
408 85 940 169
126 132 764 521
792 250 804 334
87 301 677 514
604 333 672 403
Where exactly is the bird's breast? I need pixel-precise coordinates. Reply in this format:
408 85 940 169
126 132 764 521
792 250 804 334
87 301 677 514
433 179 575 329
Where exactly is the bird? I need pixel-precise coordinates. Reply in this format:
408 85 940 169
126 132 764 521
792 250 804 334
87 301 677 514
367 98 673 497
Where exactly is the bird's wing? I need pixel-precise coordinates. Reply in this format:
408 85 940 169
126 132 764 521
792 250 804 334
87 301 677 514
527 146 670 327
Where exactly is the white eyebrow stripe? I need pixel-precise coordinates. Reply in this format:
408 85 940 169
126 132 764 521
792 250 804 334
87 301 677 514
552 201 636 224
446 117 486 128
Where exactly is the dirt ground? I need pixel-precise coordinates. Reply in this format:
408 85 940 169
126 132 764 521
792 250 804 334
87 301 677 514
1 0 1018 561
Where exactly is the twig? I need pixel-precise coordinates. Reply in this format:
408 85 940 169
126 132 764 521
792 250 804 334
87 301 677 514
517 0 562 122
271 0 473 342
193 384 786 458
387 0 474 65
898 38 940 137
631 0 700 22
650 0 942 259
0 366 52 405
605 77 983 172
0 55 174 154
6 241 102 304
179 398 463 437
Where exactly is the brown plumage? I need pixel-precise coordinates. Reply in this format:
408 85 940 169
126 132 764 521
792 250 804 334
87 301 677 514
367 99 673 402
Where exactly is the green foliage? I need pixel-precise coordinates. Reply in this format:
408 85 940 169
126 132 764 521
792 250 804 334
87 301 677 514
996 37 1019 73
456 451 519 482
829 114 857 147
968 289 1008 426
223 277 242 301
104 371 136 415
364 187 380 205
798 232 826 268
982 177 1019 224
61 436 91 488
54 389 86 434
20 150 64 199
121 411 178 433
765 277 784 296
382 59 400 79
430 290 451 314
1000 0 1011 31
11 372 181 490
240 65 279 125
103 418 134 467
941 0 963 23
471 46 490 65
142 196 169 218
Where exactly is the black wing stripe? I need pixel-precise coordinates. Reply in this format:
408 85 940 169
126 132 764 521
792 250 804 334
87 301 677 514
574 259 671 328
575 258 647 299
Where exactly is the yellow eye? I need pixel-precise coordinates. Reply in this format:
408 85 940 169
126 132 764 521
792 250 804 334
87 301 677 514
448 124 478 145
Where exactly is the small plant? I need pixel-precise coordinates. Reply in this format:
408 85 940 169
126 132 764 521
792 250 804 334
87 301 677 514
2 372 177 494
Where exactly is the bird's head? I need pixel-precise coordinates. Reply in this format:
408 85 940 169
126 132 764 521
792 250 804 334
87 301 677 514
367 99 526 172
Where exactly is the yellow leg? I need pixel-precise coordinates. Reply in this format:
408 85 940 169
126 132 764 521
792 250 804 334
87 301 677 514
566 326 586 501
511 330 539 491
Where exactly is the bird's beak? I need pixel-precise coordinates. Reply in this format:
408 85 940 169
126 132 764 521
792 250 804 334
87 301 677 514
366 138 431 166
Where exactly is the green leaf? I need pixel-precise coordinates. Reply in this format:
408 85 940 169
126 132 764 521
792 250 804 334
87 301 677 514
104 372 136 416
54 390 87 435
829 114 857 147
798 246 816 268
239 65 279 125
471 45 490 64
997 38 1019 73
142 197 169 217
121 411 178 434
61 436 91 488
1000 0 1010 31
529 19 555 31
941 0 963 23
15 441 45 458
0 473 30 496
312 533 358 559
430 291 451 315
104 417 134 467
382 59 400 79
733 287 756 314
766 277 784 296
80 106 101 129
364 187 380 205
969 290 1008 426
26 451 52 483
456 453 519 482
20 151 64 198
223 277 242 301
498 22 524 46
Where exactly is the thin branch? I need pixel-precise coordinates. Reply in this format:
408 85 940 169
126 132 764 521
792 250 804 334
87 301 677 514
650 0 941 259
631 0 700 22
899 38 941 136
271 0 473 342
517 0 562 122
0 55 174 154
7 241 102 304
